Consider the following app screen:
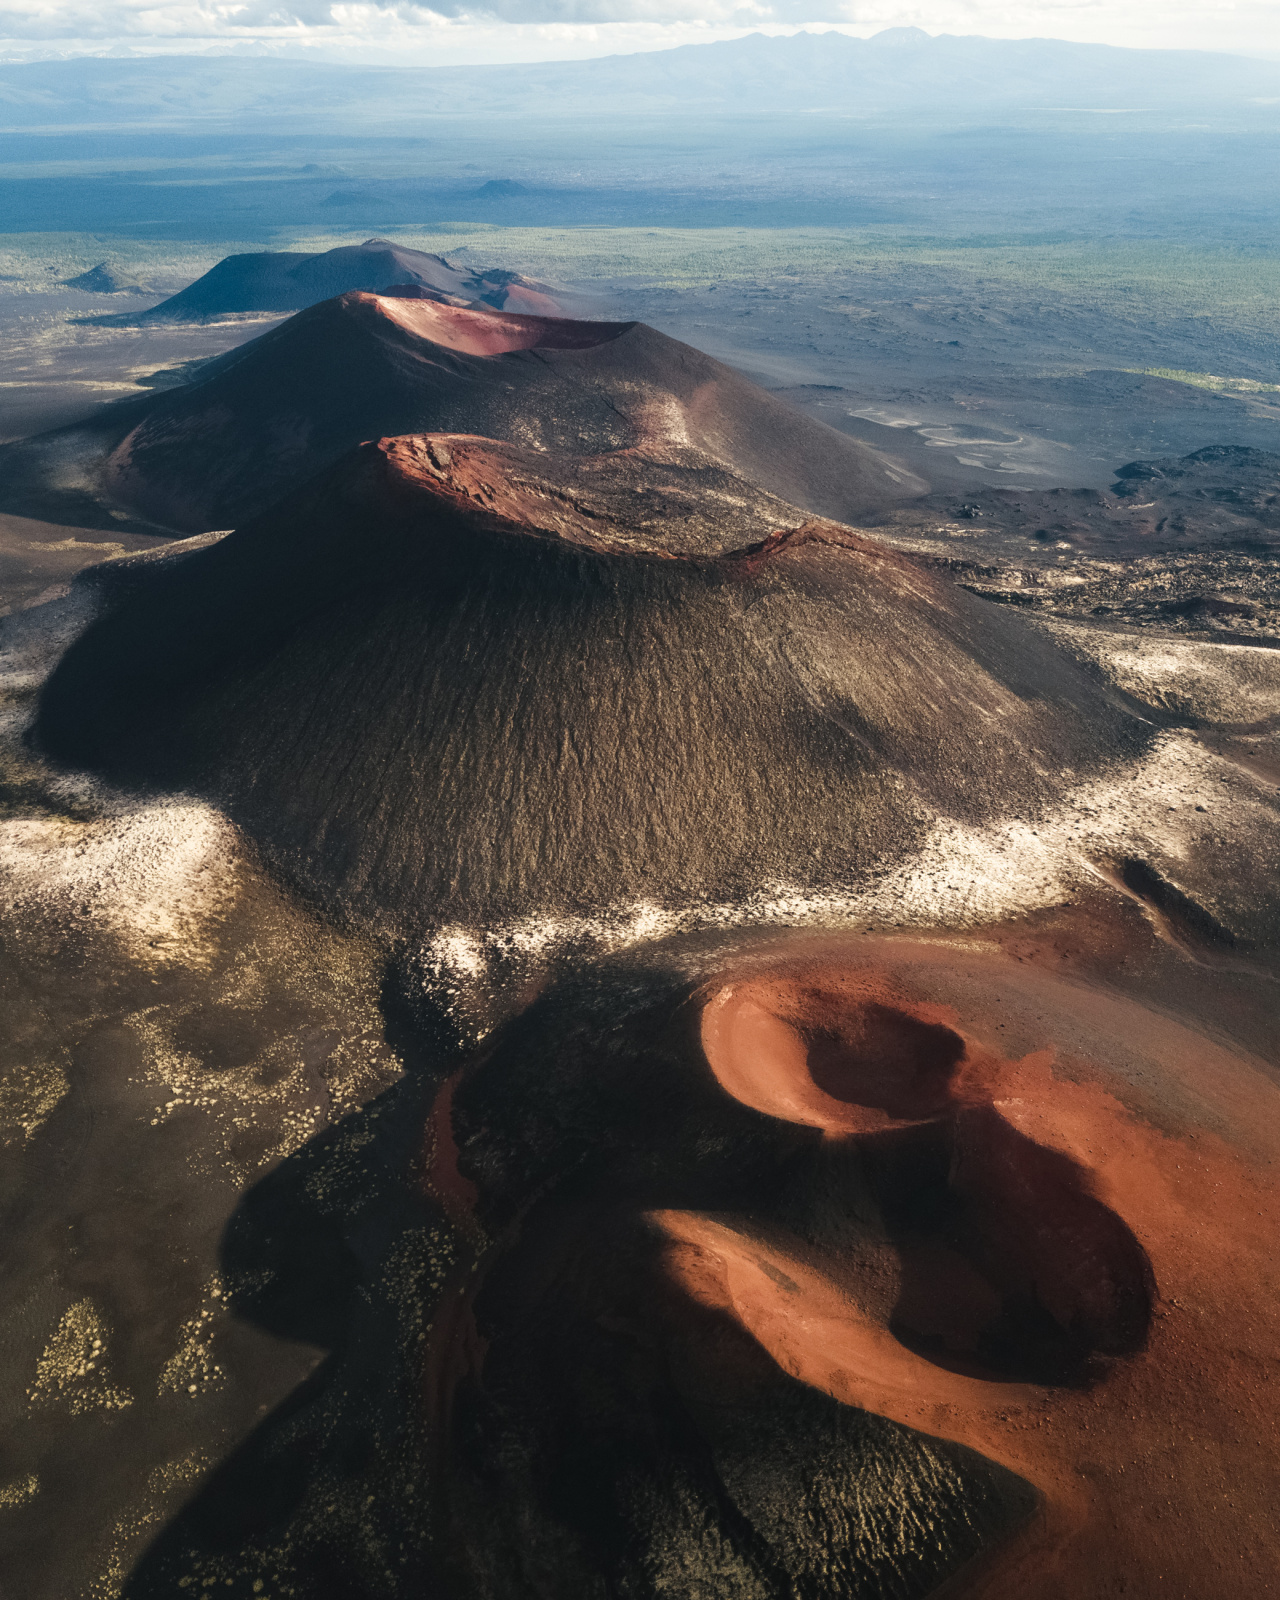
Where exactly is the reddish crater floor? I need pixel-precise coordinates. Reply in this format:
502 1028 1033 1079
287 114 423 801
373 294 632 357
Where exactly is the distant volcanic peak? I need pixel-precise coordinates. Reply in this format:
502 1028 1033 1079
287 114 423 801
63 261 150 294
283 240 467 297
134 240 568 322
370 293 633 357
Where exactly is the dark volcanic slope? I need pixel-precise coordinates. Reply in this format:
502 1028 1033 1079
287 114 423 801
35 430 1151 934
128 239 563 321
6 294 924 533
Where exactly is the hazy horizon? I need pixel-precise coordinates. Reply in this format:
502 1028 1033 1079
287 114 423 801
5 27 1280 69
3 6 1279 70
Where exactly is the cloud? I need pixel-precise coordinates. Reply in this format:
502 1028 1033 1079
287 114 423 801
0 0 1277 60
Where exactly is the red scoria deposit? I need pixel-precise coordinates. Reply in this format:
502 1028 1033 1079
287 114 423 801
688 948 1280 1596
426 936 1280 1598
367 295 626 356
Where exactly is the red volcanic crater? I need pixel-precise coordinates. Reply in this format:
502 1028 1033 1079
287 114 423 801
375 283 570 323
687 951 1280 1596
699 970 1156 1386
18 290 924 534
436 938 1280 1600
364 295 628 356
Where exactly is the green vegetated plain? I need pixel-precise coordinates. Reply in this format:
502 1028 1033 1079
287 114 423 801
0 234 256 288
3 224 1280 322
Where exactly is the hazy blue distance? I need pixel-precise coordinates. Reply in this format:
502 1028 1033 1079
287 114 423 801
0 32 1276 245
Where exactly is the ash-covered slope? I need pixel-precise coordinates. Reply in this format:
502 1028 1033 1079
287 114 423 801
11 293 923 534
125 239 562 322
35 430 1150 935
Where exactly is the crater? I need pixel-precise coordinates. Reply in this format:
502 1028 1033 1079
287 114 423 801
701 981 972 1132
374 295 633 357
700 972 1155 1388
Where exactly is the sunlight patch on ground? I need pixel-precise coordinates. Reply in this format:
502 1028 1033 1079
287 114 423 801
1125 367 1280 395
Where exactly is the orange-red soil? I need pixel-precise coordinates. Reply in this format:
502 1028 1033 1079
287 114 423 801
374 295 630 357
429 938 1280 1596
689 948 1280 1596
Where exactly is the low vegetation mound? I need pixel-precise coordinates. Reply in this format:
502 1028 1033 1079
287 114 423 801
62 262 152 294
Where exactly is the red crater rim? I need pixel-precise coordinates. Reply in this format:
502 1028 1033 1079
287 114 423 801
700 972 984 1132
370 292 635 357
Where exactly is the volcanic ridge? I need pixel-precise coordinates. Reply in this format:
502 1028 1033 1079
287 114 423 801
873 445 1280 639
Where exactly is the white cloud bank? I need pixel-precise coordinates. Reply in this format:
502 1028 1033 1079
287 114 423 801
1 0 1277 65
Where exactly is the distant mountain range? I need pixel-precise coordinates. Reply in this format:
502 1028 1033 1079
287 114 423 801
1 30 1277 130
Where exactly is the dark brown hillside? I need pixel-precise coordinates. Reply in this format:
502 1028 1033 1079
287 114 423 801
102 294 925 533
34 429 1149 936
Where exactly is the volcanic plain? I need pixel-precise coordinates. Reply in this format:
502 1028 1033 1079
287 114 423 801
0 229 1277 1600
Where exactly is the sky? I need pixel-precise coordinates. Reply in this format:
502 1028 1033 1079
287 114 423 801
1 0 1278 67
